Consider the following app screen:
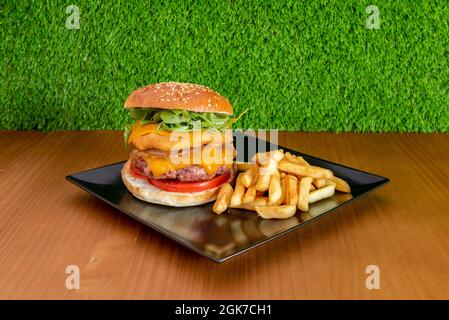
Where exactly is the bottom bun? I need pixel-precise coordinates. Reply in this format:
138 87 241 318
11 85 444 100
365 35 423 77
121 160 235 207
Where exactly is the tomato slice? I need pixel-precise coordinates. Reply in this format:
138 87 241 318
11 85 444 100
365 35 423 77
148 172 230 193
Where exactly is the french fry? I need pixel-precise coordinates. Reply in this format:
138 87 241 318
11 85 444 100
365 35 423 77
255 172 271 192
313 178 327 189
230 173 246 207
276 176 287 205
252 149 284 165
269 149 284 162
255 150 285 191
296 179 314 201
213 183 233 214
285 175 298 206
241 164 258 188
278 160 333 180
298 177 313 212
285 152 309 166
257 157 279 189
295 155 309 166
308 183 336 203
251 152 268 164
300 179 316 191
255 205 297 220
268 171 282 205
242 175 258 204
234 197 269 211
331 176 351 193
259 158 278 175
236 162 253 172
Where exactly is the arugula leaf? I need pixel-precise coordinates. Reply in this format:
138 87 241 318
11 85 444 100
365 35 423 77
123 123 132 144
125 108 247 134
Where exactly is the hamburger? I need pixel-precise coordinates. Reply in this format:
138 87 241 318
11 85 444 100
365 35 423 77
121 82 242 207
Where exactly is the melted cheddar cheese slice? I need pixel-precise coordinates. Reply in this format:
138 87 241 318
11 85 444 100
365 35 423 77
144 145 234 177
128 122 170 144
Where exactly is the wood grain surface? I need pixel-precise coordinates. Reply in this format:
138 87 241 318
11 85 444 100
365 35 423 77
0 131 448 299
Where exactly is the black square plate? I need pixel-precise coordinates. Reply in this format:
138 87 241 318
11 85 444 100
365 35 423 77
66 132 389 262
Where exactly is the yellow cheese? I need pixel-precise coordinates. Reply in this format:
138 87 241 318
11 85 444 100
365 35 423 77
128 121 208 145
143 156 182 177
128 122 171 144
143 145 234 178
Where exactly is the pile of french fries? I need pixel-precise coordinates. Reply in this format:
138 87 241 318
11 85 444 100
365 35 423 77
213 149 351 219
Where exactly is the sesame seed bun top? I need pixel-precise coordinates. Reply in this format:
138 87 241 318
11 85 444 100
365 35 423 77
124 82 233 115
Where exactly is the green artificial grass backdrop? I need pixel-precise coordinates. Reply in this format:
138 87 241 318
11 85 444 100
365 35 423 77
1 0 448 132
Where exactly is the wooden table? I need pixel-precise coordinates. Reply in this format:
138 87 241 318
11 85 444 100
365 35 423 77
0 131 448 299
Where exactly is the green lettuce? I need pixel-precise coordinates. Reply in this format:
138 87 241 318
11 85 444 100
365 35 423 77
124 108 246 143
